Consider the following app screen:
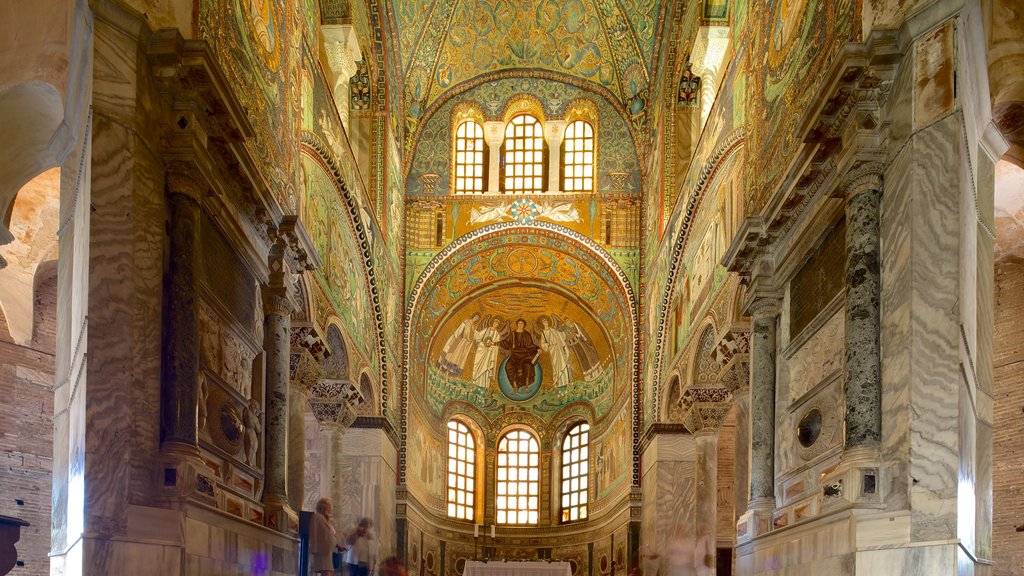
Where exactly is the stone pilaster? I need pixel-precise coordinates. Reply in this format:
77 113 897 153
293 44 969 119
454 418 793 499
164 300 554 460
287 346 323 512
737 300 778 543
844 173 883 450
162 171 204 454
544 120 567 193
262 280 297 533
694 432 718 573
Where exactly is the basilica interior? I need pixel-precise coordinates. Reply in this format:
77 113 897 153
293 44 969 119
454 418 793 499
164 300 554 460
1 0 1023 575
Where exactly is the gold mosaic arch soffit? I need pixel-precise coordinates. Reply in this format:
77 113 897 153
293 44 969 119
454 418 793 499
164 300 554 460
406 223 637 332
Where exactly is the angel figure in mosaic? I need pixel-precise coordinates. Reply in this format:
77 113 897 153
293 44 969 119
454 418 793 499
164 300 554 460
471 316 506 387
560 315 602 381
438 313 479 376
538 316 573 387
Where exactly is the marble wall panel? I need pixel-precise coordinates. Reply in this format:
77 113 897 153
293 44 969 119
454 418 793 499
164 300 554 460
183 505 297 576
85 20 166 537
904 115 964 542
342 427 399 558
737 513 854 575
641 434 697 576
855 543 956 576
880 131 914 517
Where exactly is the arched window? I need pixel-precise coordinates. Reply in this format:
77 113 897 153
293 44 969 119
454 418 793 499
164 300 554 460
496 429 539 524
454 121 485 194
446 420 476 520
560 422 590 522
562 120 595 193
502 114 544 194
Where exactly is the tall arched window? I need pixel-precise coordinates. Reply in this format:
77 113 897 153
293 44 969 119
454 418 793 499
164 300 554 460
447 420 476 520
454 121 485 194
496 429 539 524
560 422 590 522
502 114 544 194
562 120 595 193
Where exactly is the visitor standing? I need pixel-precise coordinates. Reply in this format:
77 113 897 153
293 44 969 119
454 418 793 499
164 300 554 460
309 498 342 576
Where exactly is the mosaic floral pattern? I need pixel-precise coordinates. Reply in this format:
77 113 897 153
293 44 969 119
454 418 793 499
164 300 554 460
198 0 300 210
745 0 857 213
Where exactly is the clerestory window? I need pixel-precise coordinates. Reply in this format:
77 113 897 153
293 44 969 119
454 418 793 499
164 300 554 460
501 115 545 194
496 429 540 524
562 120 595 193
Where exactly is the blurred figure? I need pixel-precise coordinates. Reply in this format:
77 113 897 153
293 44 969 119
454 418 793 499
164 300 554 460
345 517 373 576
309 498 342 576
379 556 409 576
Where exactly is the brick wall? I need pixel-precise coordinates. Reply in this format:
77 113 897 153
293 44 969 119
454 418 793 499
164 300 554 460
0 267 56 576
993 260 1024 576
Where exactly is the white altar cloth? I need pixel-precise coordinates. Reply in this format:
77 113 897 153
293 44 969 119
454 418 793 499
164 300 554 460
463 560 572 576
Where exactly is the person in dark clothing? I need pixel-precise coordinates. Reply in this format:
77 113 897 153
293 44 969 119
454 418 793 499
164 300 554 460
499 318 541 391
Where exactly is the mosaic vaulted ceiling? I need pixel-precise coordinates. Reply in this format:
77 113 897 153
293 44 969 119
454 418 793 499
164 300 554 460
396 0 664 134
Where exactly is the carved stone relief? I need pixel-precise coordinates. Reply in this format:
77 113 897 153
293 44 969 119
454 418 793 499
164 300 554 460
788 310 844 402
200 301 257 397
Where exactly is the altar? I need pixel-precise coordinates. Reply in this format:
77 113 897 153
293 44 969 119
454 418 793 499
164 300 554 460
463 560 572 576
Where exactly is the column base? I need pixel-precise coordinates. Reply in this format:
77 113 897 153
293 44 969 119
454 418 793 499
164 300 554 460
736 498 775 543
820 446 882 512
158 442 218 506
263 495 299 535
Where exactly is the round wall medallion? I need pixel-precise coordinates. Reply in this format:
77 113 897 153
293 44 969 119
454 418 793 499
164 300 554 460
797 408 822 447
794 392 840 461
207 390 244 454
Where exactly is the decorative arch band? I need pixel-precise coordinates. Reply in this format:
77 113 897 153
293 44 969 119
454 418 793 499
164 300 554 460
300 134 390 418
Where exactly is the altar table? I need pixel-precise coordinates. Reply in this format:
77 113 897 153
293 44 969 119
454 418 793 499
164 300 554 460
463 560 572 576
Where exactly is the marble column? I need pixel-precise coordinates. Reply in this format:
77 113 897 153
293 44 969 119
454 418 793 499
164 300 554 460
262 282 296 531
162 173 203 453
748 305 778 507
483 121 504 194
734 301 778 543
544 120 567 193
844 185 882 449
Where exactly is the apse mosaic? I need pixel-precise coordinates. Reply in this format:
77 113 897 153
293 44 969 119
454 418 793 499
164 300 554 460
406 77 641 197
745 0 857 213
405 226 637 438
423 288 615 419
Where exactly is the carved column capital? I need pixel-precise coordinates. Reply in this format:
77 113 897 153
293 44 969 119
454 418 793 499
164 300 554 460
544 119 567 146
165 163 207 202
290 322 330 363
746 297 781 320
308 378 362 430
840 161 885 201
262 287 294 316
679 385 734 435
290 347 323 392
279 215 323 272
483 121 505 147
